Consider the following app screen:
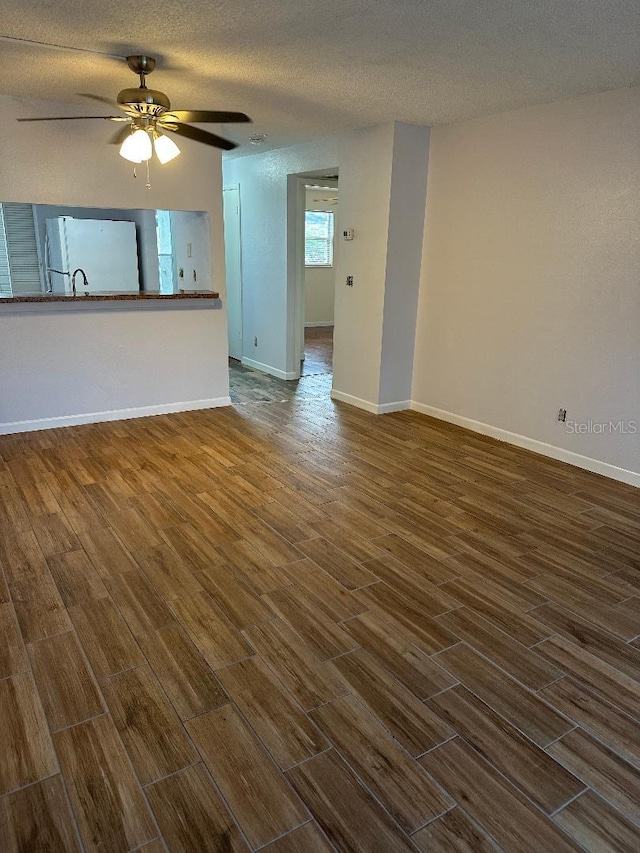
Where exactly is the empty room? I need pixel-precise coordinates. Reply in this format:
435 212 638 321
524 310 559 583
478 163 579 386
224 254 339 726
0 2 638 851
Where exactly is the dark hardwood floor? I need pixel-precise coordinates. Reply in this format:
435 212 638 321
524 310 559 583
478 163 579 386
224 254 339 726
0 386 639 851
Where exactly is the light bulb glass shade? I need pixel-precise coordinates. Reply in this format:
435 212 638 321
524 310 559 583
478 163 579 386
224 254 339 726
154 133 181 164
119 129 152 163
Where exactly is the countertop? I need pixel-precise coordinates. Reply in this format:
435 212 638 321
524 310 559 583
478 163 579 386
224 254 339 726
0 291 219 304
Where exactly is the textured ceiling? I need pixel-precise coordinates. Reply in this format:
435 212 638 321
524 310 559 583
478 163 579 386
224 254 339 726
1 0 639 156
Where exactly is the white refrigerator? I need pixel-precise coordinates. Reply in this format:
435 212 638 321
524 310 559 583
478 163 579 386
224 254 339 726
45 217 140 294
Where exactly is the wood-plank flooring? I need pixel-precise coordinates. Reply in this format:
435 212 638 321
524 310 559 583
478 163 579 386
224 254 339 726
0 386 639 851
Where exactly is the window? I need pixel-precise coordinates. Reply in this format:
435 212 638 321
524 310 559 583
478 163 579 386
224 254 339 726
155 210 176 294
305 210 334 267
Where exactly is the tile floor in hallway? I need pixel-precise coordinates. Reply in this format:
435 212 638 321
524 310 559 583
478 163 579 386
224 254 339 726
300 326 333 377
0 385 639 851
229 326 334 406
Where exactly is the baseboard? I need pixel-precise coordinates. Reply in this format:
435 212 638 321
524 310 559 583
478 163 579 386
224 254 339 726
330 389 378 413
411 402 640 488
378 400 412 414
241 357 298 380
330 389 410 415
0 397 231 436
304 321 334 328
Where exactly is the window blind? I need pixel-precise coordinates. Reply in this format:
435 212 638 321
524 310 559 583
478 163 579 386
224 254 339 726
3 203 41 294
0 205 11 296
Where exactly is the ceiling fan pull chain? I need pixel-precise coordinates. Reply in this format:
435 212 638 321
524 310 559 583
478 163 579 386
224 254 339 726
133 165 137 179
146 159 152 190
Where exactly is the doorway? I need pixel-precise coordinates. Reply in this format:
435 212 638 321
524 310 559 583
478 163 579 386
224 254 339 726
287 171 339 389
224 169 339 406
301 182 337 381
301 327 333 376
226 176 337 406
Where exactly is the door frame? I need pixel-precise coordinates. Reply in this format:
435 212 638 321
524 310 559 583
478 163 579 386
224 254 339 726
286 171 339 377
287 175 308 374
223 184 244 362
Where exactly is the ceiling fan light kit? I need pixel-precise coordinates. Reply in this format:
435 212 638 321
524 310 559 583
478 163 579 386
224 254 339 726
153 132 181 164
18 54 252 184
118 127 181 165
119 127 153 163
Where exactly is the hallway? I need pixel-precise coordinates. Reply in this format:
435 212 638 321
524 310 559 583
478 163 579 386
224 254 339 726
229 326 333 405
300 326 333 377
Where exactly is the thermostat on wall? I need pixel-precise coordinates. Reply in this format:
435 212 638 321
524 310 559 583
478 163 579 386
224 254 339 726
342 228 355 241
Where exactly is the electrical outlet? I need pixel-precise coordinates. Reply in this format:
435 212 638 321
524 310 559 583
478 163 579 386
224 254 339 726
254 336 258 347
557 408 567 422
346 275 354 287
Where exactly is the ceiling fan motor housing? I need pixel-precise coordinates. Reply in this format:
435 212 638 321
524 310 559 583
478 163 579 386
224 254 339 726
118 55 170 115
117 87 171 115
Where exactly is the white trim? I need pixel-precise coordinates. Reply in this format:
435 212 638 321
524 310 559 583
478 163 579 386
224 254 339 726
378 400 412 414
241 357 298 381
410 402 640 488
0 397 231 436
304 321 334 328
331 389 378 413
331 389 410 415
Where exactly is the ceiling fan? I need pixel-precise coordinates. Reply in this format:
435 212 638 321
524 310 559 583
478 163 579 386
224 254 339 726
18 54 252 166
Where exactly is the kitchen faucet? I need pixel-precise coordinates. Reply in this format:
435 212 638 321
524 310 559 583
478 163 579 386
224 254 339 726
71 268 89 296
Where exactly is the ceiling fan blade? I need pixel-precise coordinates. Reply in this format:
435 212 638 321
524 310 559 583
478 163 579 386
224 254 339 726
79 93 128 111
18 115 127 122
165 123 238 151
108 124 133 145
164 110 251 124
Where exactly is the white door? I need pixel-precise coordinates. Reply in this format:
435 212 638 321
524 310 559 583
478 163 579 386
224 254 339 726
223 187 243 361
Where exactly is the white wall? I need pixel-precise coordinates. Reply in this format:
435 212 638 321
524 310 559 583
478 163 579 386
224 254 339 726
305 188 336 325
305 267 334 324
332 123 397 404
0 302 226 432
412 87 640 479
0 94 230 429
379 124 430 406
